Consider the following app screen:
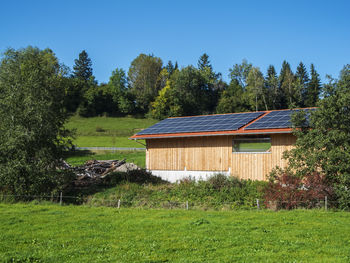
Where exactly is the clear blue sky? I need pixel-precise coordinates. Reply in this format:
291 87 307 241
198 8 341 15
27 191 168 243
1 0 349 83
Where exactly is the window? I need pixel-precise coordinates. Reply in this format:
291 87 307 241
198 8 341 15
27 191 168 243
233 136 271 153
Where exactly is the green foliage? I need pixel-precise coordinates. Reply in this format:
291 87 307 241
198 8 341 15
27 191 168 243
88 173 267 209
279 60 295 108
229 59 252 87
72 50 93 81
295 62 309 107
286 67 350 208
246 67 268 111
150 80 183 119
63 77 85 113
128 53 163 113
108 68 134 114
216 79 248 113
265 65 281 109
0 47 74 196
197 53 212 71
304 64 321 107
150 60 221 118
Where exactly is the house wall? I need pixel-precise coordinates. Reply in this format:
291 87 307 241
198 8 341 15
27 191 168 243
146 133 296 181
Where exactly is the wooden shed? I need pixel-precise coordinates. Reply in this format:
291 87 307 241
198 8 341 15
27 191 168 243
130 109 313 182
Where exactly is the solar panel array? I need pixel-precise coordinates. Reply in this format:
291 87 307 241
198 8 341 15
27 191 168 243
244 109 315 130
137 112 265 135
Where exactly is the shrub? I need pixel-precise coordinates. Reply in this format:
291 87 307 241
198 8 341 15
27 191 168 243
95 126 106 132
264 171 333 210
102 169 167 186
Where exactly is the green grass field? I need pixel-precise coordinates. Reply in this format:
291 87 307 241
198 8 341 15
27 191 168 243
66 116 157 148
65 150 146 168
1 204 350 262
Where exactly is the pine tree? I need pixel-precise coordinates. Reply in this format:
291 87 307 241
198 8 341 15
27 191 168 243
295 62 309 107
197 53 212 71
165 61 175 76
174 61 178 71
73 50 93 81
304 64 321 107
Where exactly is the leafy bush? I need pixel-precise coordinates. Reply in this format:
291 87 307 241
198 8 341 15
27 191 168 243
87 173 267 209
264 171 333 210
103 169 166 186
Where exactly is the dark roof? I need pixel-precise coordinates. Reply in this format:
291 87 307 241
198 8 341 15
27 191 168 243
130 108 315 140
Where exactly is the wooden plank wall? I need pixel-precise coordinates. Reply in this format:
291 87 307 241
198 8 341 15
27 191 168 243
146 133 296 181
146 136 231 172
231 133 295 180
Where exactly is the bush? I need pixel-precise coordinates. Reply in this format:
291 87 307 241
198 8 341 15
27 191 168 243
103 169 167 186
264 171 333 210
95 126 106 132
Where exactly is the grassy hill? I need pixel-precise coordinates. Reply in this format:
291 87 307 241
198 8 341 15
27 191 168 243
1 204 349 262
65 115 157 148
65 150 146 168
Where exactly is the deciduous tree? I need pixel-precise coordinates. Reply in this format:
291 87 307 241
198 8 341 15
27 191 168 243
128 54 163 113
286 65 350 208
0 47 74 196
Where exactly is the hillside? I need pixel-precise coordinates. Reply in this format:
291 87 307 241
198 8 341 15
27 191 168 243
65 116 157 148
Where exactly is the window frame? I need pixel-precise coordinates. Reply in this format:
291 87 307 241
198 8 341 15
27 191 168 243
232 136 272 154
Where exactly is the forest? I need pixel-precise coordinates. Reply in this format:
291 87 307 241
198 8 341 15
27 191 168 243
67 50 322 119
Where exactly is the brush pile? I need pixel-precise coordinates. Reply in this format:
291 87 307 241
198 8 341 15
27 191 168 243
60 159 140 180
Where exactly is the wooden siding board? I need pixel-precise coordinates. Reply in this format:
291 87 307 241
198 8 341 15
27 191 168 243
146 133 296 180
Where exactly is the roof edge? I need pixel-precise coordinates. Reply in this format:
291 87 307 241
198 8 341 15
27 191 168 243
129 128 293 140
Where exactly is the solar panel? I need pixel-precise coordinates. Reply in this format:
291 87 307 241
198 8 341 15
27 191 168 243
244 109 315 130
137 111 265 135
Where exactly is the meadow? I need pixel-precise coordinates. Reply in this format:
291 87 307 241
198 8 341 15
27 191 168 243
65 115 157 148
1 203 350 263
65 150 145 168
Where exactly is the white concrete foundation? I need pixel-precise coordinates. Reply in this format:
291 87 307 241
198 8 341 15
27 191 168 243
149 169 231 183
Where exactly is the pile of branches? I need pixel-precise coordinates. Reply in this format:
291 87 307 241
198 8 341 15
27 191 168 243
60 159 140 183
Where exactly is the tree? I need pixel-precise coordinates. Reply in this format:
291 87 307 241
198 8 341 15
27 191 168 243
216 80 248 113
265 65 281 109
229 59 252 87
304 64 321 107
0 47 74 196
286 65 350 208
295 62 309 107
246 67 268 111
65 50 94 113
197 53 212 71
279 61 295 108
197 53 222 112
165 60 176 76
128 54 163 113
172 66 215 116
108 68 134 114
150 80 183 119
72 50 93 81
